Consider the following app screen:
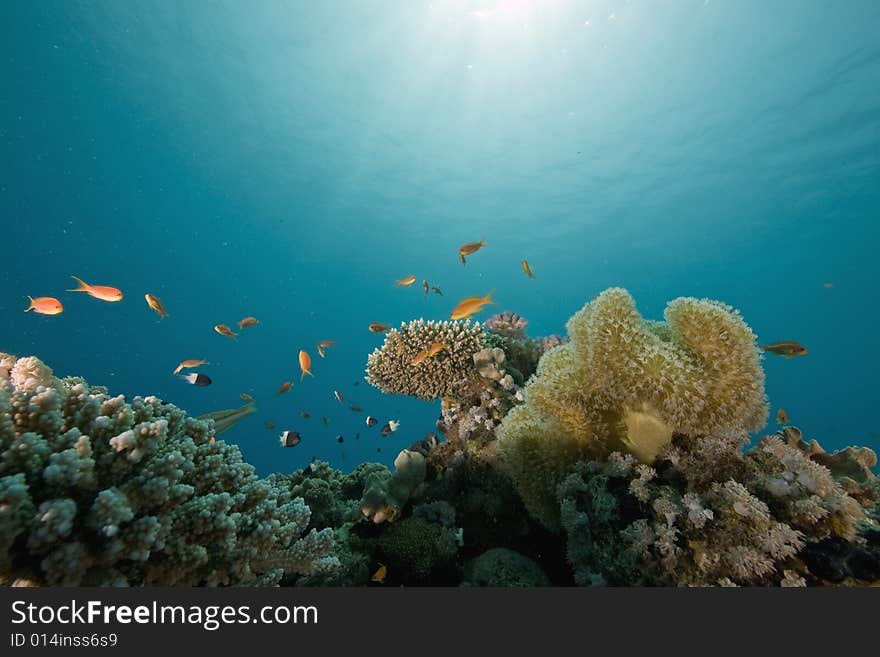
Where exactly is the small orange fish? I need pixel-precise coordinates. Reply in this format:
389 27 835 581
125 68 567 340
214 324 238 340
237 316 259 330
209 436 216 443
240 393 255 403
333 389 344 404
299 350 313 380
410 350 429 366
265 421 275 430
299 410 311 419
277 381 292 396
371 563 387 584
521 259 536 279
68 276 123 302
395 275 417 287
173 359 208 375
369 322 390 333
144 293 169 318
823 282 834 289
776 408 789 424
24 296 63 315
458 240 486 265
450 291 495 320
761 341 808 358
426 342 447 358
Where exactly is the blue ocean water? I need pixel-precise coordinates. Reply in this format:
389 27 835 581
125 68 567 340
3 1 878 477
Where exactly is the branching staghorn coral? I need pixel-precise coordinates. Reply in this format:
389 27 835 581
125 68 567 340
0 353 338 586
365 319 485 400
498 287 769 528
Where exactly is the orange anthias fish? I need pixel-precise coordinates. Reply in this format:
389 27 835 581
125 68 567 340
277 381 293 396
214 324 238 340
776 408 789 424
173 359 208 375
426 342 447 358
521 259 536 279
68 276 123 302
237 316 259 330
24 296 63 315
240 393 255 403
395 275 417 287
299 350 314 380
450 291 495 320
458 240 486 265
371 563 387 584
144 293 169 318
760 341 808 358
369 322 390 333
410 350 429 366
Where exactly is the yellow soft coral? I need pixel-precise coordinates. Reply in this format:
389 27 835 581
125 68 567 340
498 288 768 529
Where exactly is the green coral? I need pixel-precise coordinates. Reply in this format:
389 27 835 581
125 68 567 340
375 517 457 582
0 353 338 586
498 288 768 528
462 548 550 587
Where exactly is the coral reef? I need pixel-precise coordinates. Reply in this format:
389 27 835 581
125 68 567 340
374 517 458 583
0 354 337 586
360 449 427 524
462 548 551 587
498 287 769 528
365 319 485 400
485 312 528 339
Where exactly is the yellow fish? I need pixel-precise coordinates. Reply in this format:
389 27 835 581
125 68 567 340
521 259 536 279
450 291 495 320
144 293 169 318
395 275 417 287
458 240 486 265
371 563 387 584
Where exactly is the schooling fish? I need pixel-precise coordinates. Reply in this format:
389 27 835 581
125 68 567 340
322 416 330 426
277 381 293 396
761 341 808 358
336 435 344 443
410 350 429 366
458 240 486 265
380 420 400 437
145 293 169 318
173 359 208 375
265 421 275 430
299 350 314 380
395 275 417 287
24 296 63 315
237 316 259 330
240 393 255 403
423 279 429 298
299 410 311 419
68 276 123 302
431 285 443 296
333 389 345 404
316 339 336 358
450 291 495 320
214 324 238 340
279 430 301 448
521 259 536 279
349 404 363 412
366 416 378 427
179 372 212 387
776 408 790 424
369 322 391 333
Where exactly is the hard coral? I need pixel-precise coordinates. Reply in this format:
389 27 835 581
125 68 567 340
365 319 485 400
498 288 768 528
0 353 338 586
485 312 528 339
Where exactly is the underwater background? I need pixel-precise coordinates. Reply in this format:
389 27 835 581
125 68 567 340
3 0 879 478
